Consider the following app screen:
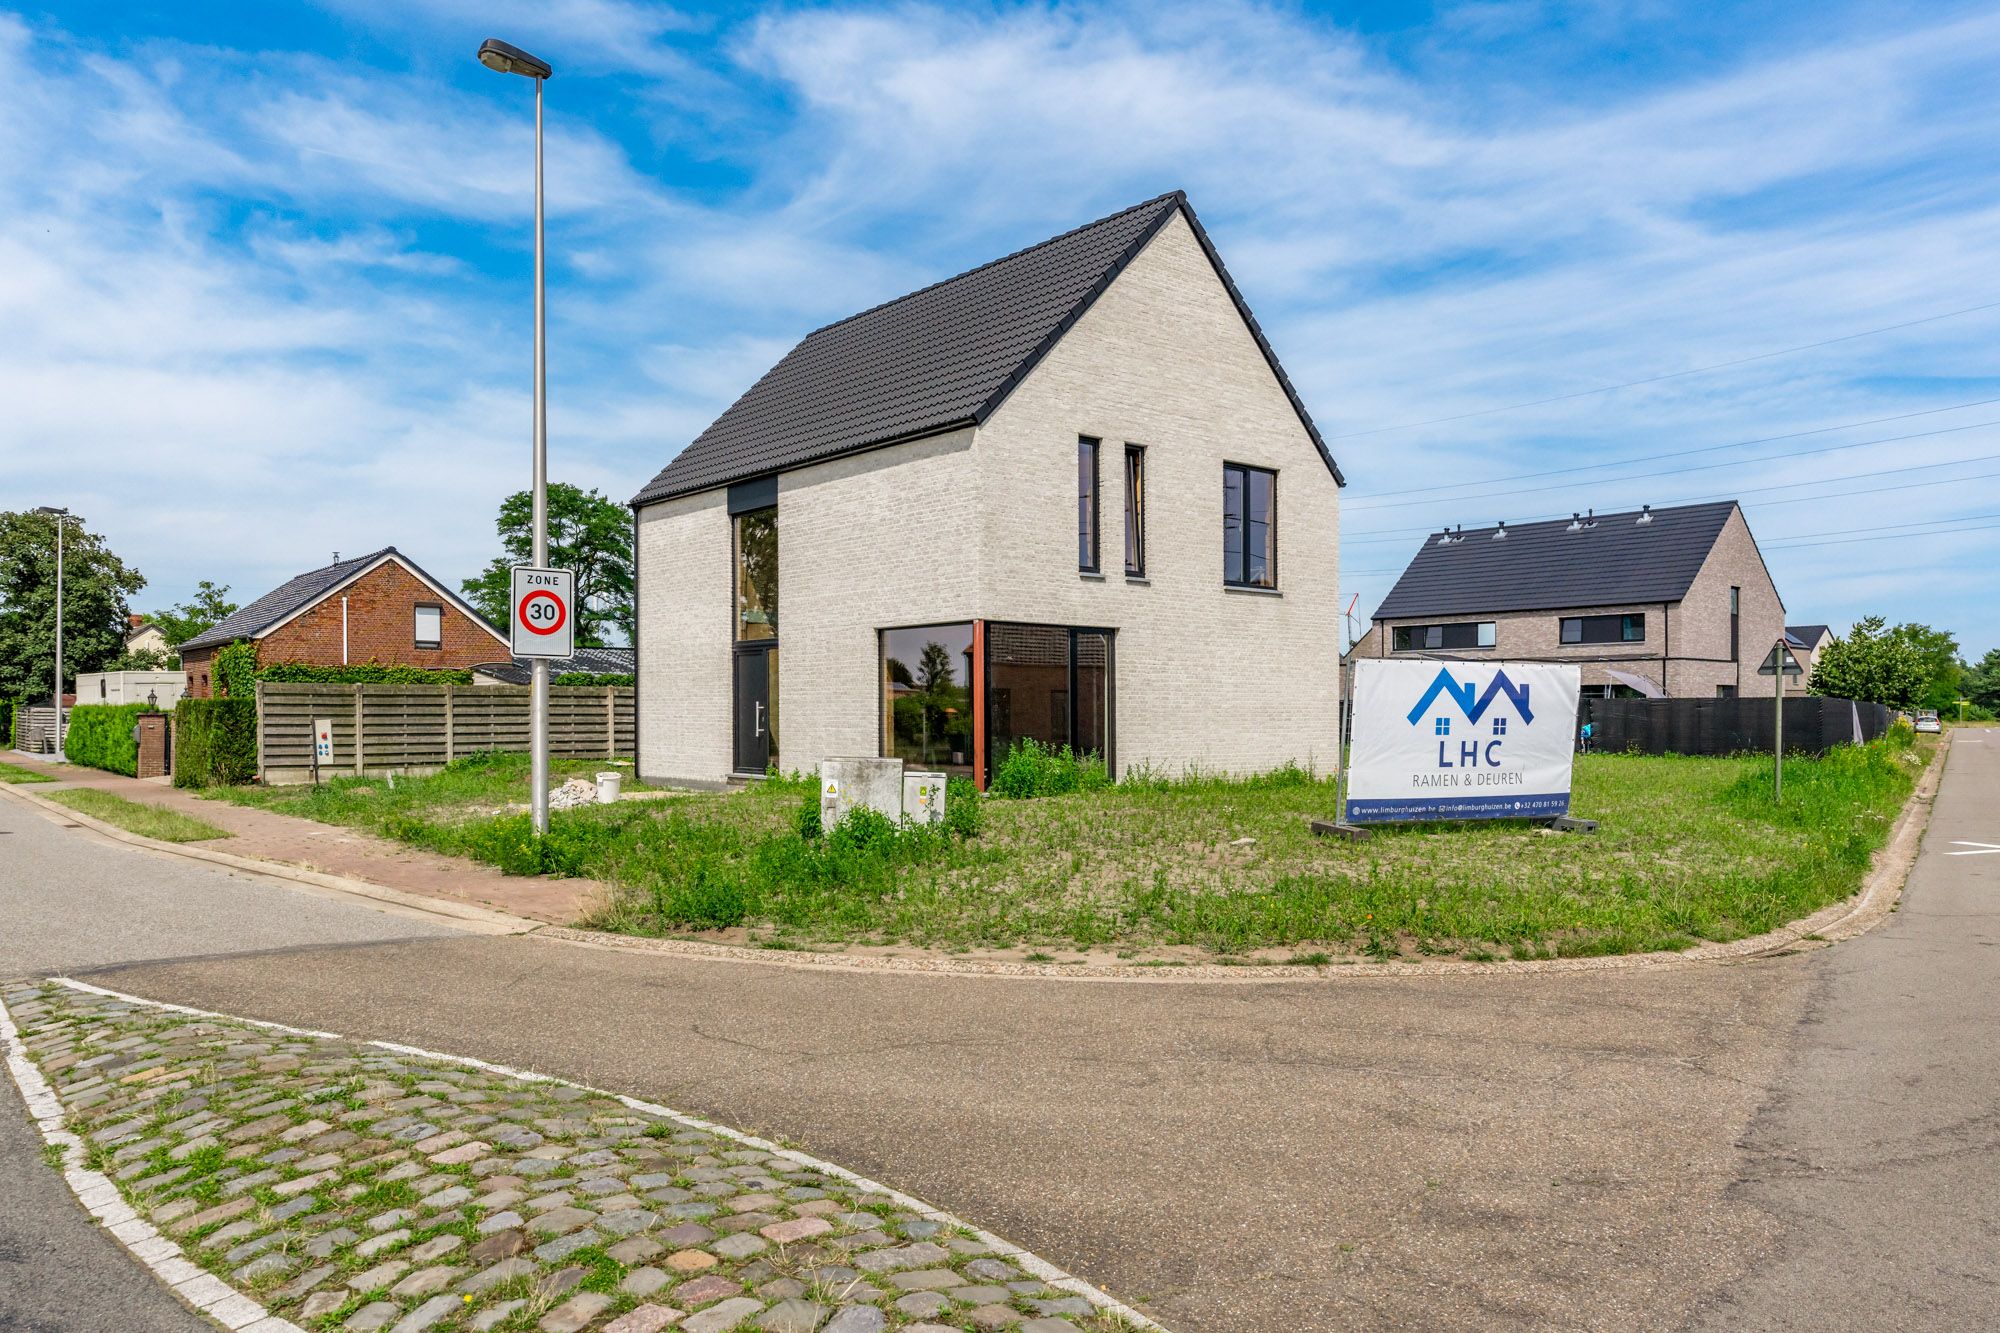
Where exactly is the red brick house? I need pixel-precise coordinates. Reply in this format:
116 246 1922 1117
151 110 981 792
177 548 507 697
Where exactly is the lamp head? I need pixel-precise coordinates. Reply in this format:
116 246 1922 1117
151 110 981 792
477 38 552 79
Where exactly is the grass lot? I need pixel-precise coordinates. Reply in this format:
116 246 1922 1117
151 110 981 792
204 736 1934 961
45 789 233 842
0 761 56 783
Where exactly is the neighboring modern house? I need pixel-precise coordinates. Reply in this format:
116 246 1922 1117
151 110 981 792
630 190 1345 787
73 670 186 708
124 614 170 660
1785 623 1833 694
177 548 507 697
1350 501 1784 698
473 646 635 687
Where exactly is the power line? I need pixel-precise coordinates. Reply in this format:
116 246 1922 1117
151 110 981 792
1761 511 2000 545
1341 452 2000 541
1768 512 2000 544
1322 298 2000 441
1348 397 2000 502
1348 418 2000 512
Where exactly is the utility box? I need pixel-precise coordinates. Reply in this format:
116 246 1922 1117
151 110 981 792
902 771 948 826
819 757 904 830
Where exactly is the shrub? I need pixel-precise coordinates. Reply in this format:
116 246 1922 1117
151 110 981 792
555 672 634 687
255 662 475 685
989 738 1112 798
214 642 259 699
63 703 157 776
173 698 258 788
943 775 982 838
0 701 11 749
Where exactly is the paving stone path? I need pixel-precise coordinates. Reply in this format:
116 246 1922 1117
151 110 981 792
5 982 1138 1333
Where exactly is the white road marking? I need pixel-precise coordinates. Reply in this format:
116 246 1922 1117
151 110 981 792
1945 841 2000 857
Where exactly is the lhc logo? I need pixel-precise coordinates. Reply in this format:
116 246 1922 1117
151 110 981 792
1406 669 1533 770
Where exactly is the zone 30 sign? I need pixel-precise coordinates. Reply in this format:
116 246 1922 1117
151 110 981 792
510 566 575 659
1345 659 1582 824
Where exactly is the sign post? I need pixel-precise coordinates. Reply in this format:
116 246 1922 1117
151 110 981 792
511 566 574 833
1757 639 1803 804
1343 660 1582 825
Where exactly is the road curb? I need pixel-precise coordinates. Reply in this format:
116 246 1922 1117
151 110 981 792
0 987 305 1332
33 977 1167 1331
0 781 539 937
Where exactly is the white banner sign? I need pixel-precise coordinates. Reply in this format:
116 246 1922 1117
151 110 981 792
1346 659 1581 823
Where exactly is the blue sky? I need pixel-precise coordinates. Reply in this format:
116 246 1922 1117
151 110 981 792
7 0 1999 659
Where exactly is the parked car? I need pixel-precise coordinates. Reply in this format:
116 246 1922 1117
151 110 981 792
1915 710 1942 734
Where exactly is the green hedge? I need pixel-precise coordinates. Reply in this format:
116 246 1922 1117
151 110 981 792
63 703 157 776
255 662 475 685
173 698 258 788
554 672 634 686
0 701 12 750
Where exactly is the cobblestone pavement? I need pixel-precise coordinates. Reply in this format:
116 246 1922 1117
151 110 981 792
4 981 1141 1333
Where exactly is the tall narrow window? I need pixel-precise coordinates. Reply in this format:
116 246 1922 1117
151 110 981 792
1730 586 1741 661
1223 463 1276 588
1077 438 1100 572
413 603 442 649
1123 445 1145 576
735 508 778 641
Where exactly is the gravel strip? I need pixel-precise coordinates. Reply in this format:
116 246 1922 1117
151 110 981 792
3 980 1154 1333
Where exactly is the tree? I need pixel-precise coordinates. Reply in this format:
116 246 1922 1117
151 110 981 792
104 646 172 671
0 509 146 702
150 581 237 649
462 484 634 647
1889 622 1964 712
1964 647 2000 712
1808 616 1929 709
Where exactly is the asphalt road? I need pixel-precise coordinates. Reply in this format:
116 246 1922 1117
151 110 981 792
1686 730 2000 1330
1 741 1992 1331
0 789 460 1332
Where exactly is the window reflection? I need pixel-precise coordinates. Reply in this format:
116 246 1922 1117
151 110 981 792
881 623 974 772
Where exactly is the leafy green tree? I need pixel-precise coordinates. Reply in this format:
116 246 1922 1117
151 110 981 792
1889 622 1964 712
1808 616 1929 709
462 484 634 647
104 646 173 671
150 581 237 648
0 509 146 702
1964 647 2000 712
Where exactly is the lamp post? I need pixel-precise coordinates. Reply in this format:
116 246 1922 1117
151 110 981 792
477 36 555 834
32 506 73 752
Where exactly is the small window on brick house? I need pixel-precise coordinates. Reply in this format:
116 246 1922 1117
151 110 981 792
414 604 443 650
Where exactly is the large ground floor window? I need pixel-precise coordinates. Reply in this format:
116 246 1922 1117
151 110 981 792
881 623 975 773
985 622 1112 781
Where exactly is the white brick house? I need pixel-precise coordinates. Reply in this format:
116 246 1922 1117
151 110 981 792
630 192 1346 786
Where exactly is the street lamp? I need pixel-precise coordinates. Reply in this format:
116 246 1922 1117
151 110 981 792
32 506 74 753
477 36 555 835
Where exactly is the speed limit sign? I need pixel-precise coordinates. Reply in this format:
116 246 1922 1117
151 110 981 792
510 566 575 658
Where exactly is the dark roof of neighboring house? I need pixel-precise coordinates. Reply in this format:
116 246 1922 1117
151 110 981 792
1372 501 1745 620
631 190 1342 507
179 548 499 652
473 646 635 686
1786 623 1832 647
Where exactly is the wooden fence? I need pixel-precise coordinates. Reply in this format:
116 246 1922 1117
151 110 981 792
255 682 634 784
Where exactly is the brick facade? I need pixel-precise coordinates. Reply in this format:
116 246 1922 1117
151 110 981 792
1352 507 1786 698
180 558 504 698
637 211 1342 784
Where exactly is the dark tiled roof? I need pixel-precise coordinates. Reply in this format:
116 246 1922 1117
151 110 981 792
178 548 395 652
631 191 1342 506
474 646 635 685
1372 502 1741 620
1786 623 1832 646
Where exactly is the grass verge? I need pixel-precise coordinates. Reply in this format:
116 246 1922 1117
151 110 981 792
203 739 1933 960
0 761 56 784
44 788 233 842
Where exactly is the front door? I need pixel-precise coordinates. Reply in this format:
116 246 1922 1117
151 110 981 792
733 649 772 774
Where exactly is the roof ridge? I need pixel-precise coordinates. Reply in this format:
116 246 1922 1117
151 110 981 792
1419 500 1737 536
800 190 1186 339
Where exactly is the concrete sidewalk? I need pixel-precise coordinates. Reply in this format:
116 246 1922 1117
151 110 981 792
3 751 595 924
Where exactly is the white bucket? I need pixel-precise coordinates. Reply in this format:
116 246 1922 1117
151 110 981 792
595 771 623 804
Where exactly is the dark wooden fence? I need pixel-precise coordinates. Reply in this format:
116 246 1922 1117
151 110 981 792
1583 695 1892 756
255 682 634 784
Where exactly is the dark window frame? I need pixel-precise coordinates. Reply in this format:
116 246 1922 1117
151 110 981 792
1729 585 1741 661
1078 437 1101 574
1222 461 1278 589
982 619 1116 784
1560 613 1647 645
413 602 443 650
1393 621 1496 652
1123 443 1145 577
